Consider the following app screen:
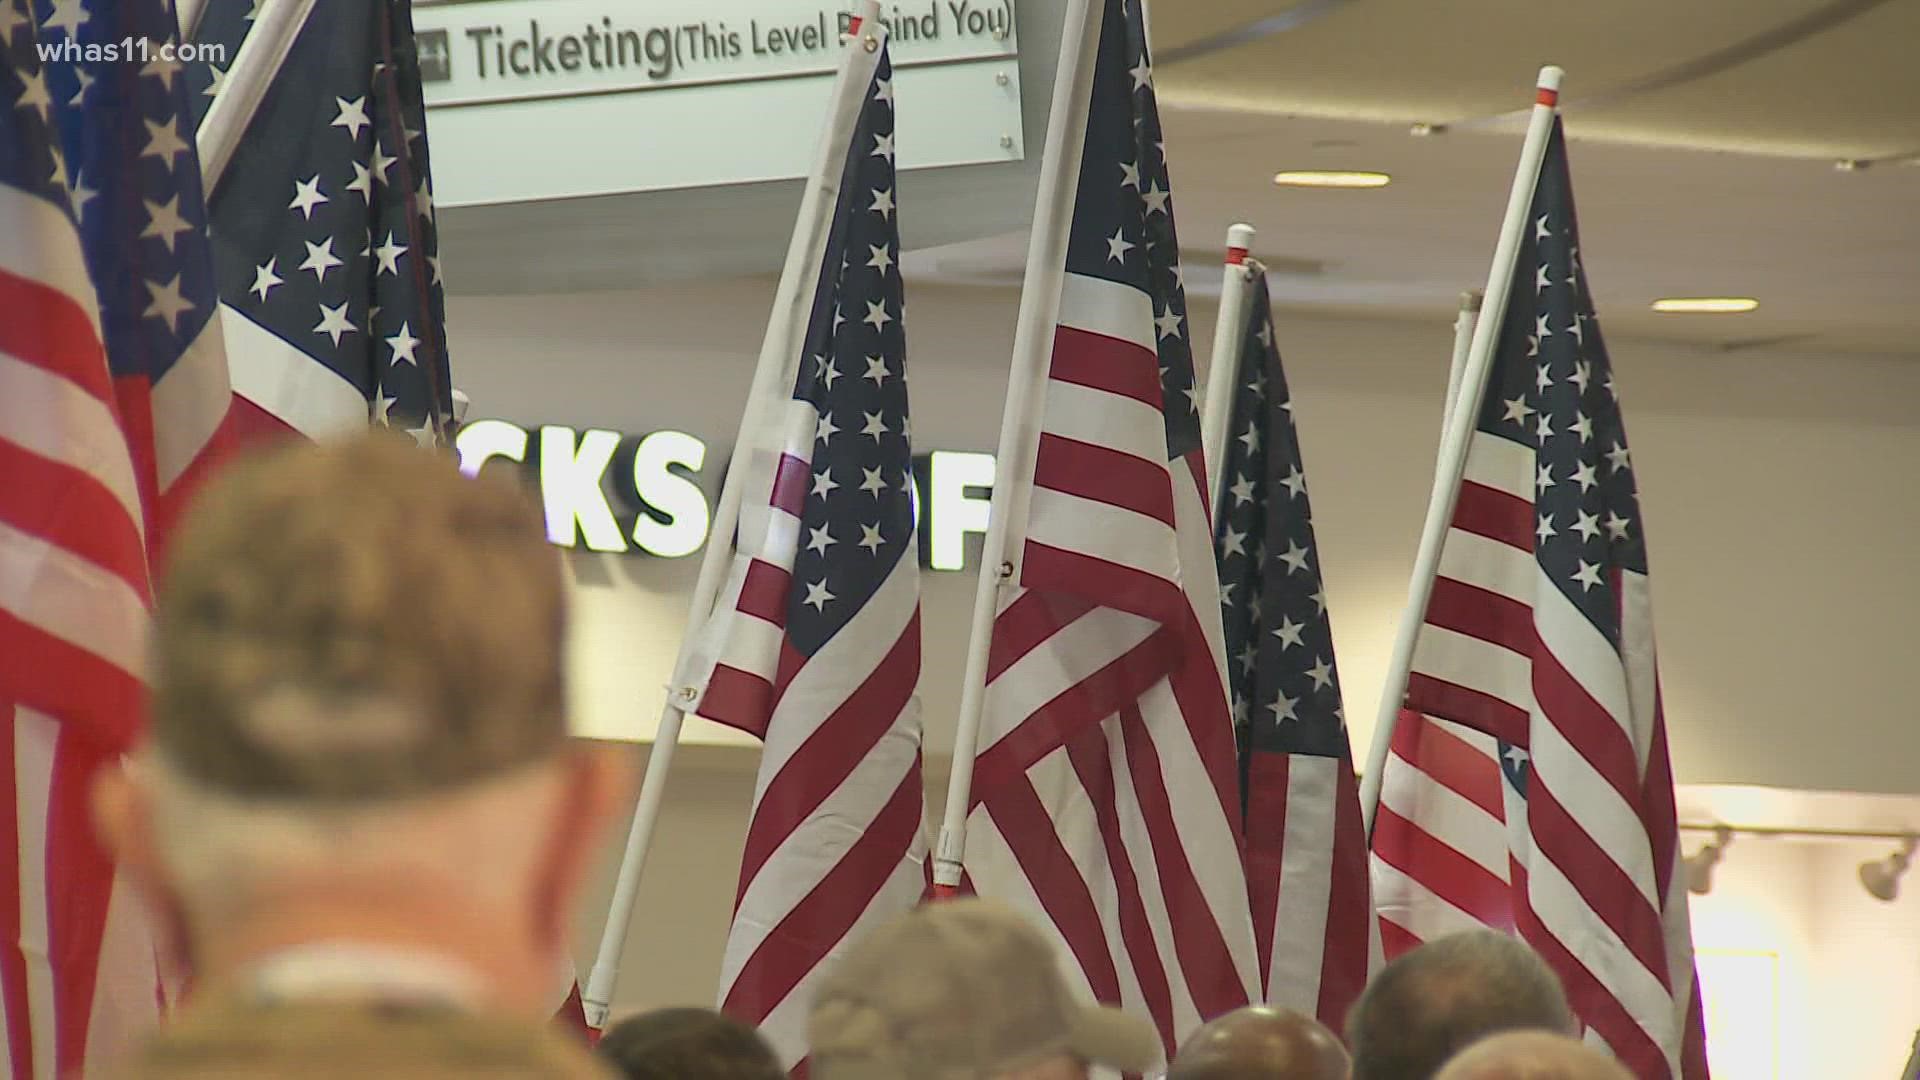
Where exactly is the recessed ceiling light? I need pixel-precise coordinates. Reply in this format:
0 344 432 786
1650 297 1760 313
1272 170 1391 189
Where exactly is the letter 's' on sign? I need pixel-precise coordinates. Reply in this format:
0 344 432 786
630 431 708 557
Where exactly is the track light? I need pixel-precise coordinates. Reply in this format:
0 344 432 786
1858 836 1918 902
1684 826 1733 895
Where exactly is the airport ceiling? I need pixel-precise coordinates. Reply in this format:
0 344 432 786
438 0 1920 357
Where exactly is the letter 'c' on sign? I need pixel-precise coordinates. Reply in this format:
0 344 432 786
631 431 709 557
453 419 528 475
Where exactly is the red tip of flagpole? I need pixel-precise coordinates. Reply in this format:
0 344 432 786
1224 223 1257 266
1535 65 1563 107
848 15 862 31
1225 247 1248 265
930 882 961 901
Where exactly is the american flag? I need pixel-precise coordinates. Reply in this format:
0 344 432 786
188 0 452 441
676 44 926 1074
1212 271 1380 1027
1368 118 1709 1079
958 0 1257 1057
3 0 244 1070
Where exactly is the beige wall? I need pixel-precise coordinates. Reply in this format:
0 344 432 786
437 280 1920 1061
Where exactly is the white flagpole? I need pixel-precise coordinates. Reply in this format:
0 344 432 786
196 0 320 195
174 0 209 46
1358 67 1563 837
1437 290 1483 460
581 3 886 1027
1201 223 1258 514
931 0 1105 894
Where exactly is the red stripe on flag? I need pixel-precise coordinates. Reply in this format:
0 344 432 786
1525 779 1674 988
0 614 145 756
1529 641 1639 807
698 665 774 739
1316 765 1372 1027
1162 602 1244 846
985 590 1096 683
227 394 300 444
1033 433 1175 527
1244 751 1288 984
0 273 114 407
46 733 116 1077
1404 673 1530 748
0 705 34 1080
1377 916 1422 962
1369 805 1513 929
737 560 791 627
1516 902 1673 1080
770 453 809 519
1452 481 1533 551
972 622 1177 799
733 616 920 897
1116 705 1245 1022
1426 578 1533 657
1019 543 1186 627
980 777 1125 1005
1389 711 1504 820
722 766 924 1027
0 441 149 601
1065 731 1176 1054
1049 326 1163 411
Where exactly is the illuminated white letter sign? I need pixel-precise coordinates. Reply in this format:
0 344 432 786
629 430 709 557
540 426 626 552
455 419 999 569
926 450 995 572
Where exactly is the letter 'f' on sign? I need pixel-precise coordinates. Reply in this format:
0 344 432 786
927 450 994 571
541 426 625 552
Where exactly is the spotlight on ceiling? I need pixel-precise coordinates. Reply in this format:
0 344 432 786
1859 836 1918 902
1651 297 1760 314
1684 826 1734 895
1272 170 1391 189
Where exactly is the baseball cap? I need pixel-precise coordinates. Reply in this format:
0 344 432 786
150 434 568 800
809 899 1160 1079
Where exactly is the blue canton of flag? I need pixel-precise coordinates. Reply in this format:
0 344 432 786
1 3 66 209
36 0 219 392
1063 0 1199 461
1215 273 1344 775
190 0 452 441
786 50 913 651
1212 271 1378 1023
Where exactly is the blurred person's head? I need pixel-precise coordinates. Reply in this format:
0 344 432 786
808 899 1160 1080
597 1007 783 1080
1170 1006 1349 1080
92 434 628 1015
1433 1032 1630 1080
1346 931 1574 1080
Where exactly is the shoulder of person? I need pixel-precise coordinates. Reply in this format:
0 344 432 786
93 996 618 1080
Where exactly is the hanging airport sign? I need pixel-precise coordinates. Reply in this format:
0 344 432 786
413 0 1023 206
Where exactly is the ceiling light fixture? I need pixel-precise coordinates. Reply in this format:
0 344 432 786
1650 297 1760 314
1684 826 1733 895
1859 836 1918 902
1272 170 1391 189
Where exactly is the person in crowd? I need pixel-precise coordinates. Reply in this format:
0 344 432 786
597 1007 784 1080
1432 1032 1631 1080
90 434 629 1078
1345 931 1575 1080
808 898 1161 1080
1169 1005 1350 1080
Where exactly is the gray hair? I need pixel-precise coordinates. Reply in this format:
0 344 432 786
1347 931 1575 1080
